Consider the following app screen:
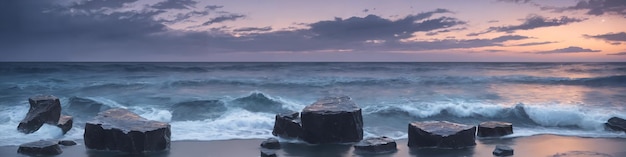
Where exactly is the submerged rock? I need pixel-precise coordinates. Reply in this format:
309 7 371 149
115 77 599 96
17 140 62 156
493 145 514 156
58 140 77 146
57 115 73 134
171 100 227 121
605 117 626 133
354 136 397 154
260 138 281 149
478 121 513 137
18 95 62 134
84 108 171 154
301 96 363 144
272 111 303 139
407 121 476 148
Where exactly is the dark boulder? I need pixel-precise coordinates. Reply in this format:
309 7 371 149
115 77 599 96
17 140 62 156
84 108 171 154
57 115 73 134
354 136 397 154
477 121 513 137
493 145 514 156
407 121 476 148
58 140 77 146
301 96 363 144
18 95 62 134
272 111 303 139
260 149 277 157
605 117 626 133
171 100 227 121
261 138 281 149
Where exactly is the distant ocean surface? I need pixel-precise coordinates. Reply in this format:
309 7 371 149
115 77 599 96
1 62 625 146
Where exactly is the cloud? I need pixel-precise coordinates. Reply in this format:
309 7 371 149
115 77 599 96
467 14 585 36
536 46 601 54
152 0 197 10
205 5 224 10
493 14 585 33
607 52 626 55
498 0 531 3
548 0 626 17
202 14 246 26
233 26 272 32
512 41 556 46
425 27 466 36
308 9 462 41
69 0 138 10
363 9 369 13
584 32 626 42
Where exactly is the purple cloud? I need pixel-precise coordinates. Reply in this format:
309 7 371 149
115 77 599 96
536 46 601 54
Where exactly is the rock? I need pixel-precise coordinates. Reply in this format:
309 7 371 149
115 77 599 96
17 140 62 156
261 138 281 149
272 111 304 139
260 149 277 157
58 140 77 146
407 121 476 148
301 96 363 144
17 95 62 134
605 117 626 133
477 121 513 137
57 115 73 134
354 136 397 154
493 145 514 156
84 108 171 154
171 100 227 121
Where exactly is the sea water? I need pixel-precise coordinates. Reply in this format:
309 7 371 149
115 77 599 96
0 62 625 146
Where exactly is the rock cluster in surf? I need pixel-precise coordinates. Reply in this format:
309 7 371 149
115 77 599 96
17 95 73 134
272 96 363 144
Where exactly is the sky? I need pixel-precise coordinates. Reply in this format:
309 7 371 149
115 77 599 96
1 0 626 62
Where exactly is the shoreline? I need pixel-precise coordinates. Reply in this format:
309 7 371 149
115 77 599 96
1 134 625 157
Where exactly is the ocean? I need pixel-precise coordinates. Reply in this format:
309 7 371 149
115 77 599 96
0 62 625 146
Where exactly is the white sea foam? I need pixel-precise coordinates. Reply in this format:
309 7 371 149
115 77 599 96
170 108 275 141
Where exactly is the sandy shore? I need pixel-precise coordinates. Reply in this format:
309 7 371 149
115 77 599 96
1 135 625 157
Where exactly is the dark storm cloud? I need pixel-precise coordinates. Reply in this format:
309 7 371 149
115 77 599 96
512 41 556 46
492 15 585 33
425 27 466 36
584 32 626 42
467 14 586 36
607 52 626 55
205 5 224 10
233 26 272 32
152 0 197 9
536 46 601 54
69 0 138 10
202 14 246 26
547 0 626 17
308 9 463 41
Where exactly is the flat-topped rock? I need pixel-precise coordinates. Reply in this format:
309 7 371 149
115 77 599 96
272 111 303 139
408 121 476 148
301 96 363 144
260 148 277 157
605 117 626 133
354 136 397 154
57 115 73 134
84 108 171 154
18 140 62 156
18 95 62 134
493 145 514 156
58 140 77 146
478 121 513 137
